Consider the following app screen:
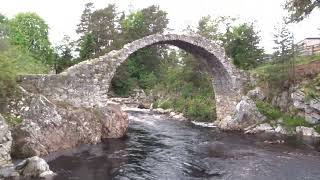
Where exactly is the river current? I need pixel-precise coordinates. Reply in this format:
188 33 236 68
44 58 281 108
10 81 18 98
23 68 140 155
48 110 320 180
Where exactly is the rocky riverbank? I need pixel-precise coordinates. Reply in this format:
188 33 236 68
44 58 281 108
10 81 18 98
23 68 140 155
0 86 129 178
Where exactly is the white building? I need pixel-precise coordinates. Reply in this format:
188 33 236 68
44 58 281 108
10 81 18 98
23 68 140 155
297 37 320 56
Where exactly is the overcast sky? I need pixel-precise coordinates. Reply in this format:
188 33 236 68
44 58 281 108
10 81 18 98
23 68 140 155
0 0 319 53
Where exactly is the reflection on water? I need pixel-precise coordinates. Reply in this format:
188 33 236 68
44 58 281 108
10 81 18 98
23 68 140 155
48 110 320 180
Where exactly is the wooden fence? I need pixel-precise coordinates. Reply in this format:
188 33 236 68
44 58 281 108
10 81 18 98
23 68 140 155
297 44 320 56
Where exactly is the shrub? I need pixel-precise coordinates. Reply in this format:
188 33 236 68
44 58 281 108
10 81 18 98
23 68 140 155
255 100 282 120
0 42 48 110
4 115 22 126
282 115 311 128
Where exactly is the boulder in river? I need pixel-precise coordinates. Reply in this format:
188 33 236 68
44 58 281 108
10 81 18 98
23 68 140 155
219 96 266 130
15 156 55 179
0 114 12 167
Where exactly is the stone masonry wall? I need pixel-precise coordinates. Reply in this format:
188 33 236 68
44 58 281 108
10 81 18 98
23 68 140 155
19 34 244 121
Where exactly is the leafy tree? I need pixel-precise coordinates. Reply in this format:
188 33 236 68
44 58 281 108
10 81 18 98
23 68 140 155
121 5 168 42
285 0 320 23
77 3 124 59
273 22 294 61
223 23 264 70
76 2 94 36
9 12 53 64
261 22 295 95
111 5 169 95
54 35 75 73
89 4 122 55
0 13 9 39
79 33 95 60
196 15 235 44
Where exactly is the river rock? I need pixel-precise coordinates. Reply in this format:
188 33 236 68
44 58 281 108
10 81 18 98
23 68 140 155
245 123 274 134
247 87 265 101
10 87 128 158
296 126 320 137
15 156 55 179
272 91 290 111
291 90 306 110
219 96 267 130
0 114 12 167
100 104 129 139
275 124 288 135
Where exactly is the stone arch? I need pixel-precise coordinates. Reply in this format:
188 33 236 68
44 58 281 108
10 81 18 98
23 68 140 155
19 34 243 121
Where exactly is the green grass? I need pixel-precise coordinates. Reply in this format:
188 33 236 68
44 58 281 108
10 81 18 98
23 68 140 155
251 54 320 76
4 115 22 126
255 100 282 120
303 74 320 101
282 115 311 127
255 100 312 132
314 125 320 134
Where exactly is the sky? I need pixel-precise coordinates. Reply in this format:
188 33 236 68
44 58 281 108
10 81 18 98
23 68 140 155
0 0 319 53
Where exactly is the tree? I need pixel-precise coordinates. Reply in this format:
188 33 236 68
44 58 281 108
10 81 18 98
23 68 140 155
196 15 235 44
273 22 294 61
77 3 123 58
223 23 264 70
121 5 168 42
54 35 75 73
76 2 94 36
79 33 95 60
9 12 53 64
285 0 320 23
89 4 122 54
111 5 169 95
0 14 9 39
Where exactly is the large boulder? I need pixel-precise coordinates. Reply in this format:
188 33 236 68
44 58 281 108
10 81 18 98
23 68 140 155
272 91 290 111
15 156 55 179
296 126 320 137
219 96 266 130
0 114 12 167
10 87 128 158
100 103 129 139
291 90 320 124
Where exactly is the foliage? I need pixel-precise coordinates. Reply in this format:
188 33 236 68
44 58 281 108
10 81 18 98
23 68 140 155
9 12 53 65
314 125 320 134
256 100 311 130
282 115 311 127
77 3 123 59
54 35 75 73
223 23 264 70
0 39 48 110
121 5 168 42
256 100 282 120
110 5 169 95
0 13 9 39
285 0 320 23
303 74 320 100
196 15 235 45
79 33 95 60
273 22 294 62
76 2 94 36
152 50 216 122
4 115 22 126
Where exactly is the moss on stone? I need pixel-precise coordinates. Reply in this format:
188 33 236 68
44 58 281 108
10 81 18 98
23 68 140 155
4 115 22 126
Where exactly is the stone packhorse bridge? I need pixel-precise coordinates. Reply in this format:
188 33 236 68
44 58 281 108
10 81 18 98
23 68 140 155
19 34 244 121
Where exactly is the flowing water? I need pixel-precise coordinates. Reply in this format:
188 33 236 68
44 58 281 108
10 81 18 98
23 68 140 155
48 110 320 180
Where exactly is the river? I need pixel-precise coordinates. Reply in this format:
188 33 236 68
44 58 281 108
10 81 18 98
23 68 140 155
47 110 320 180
